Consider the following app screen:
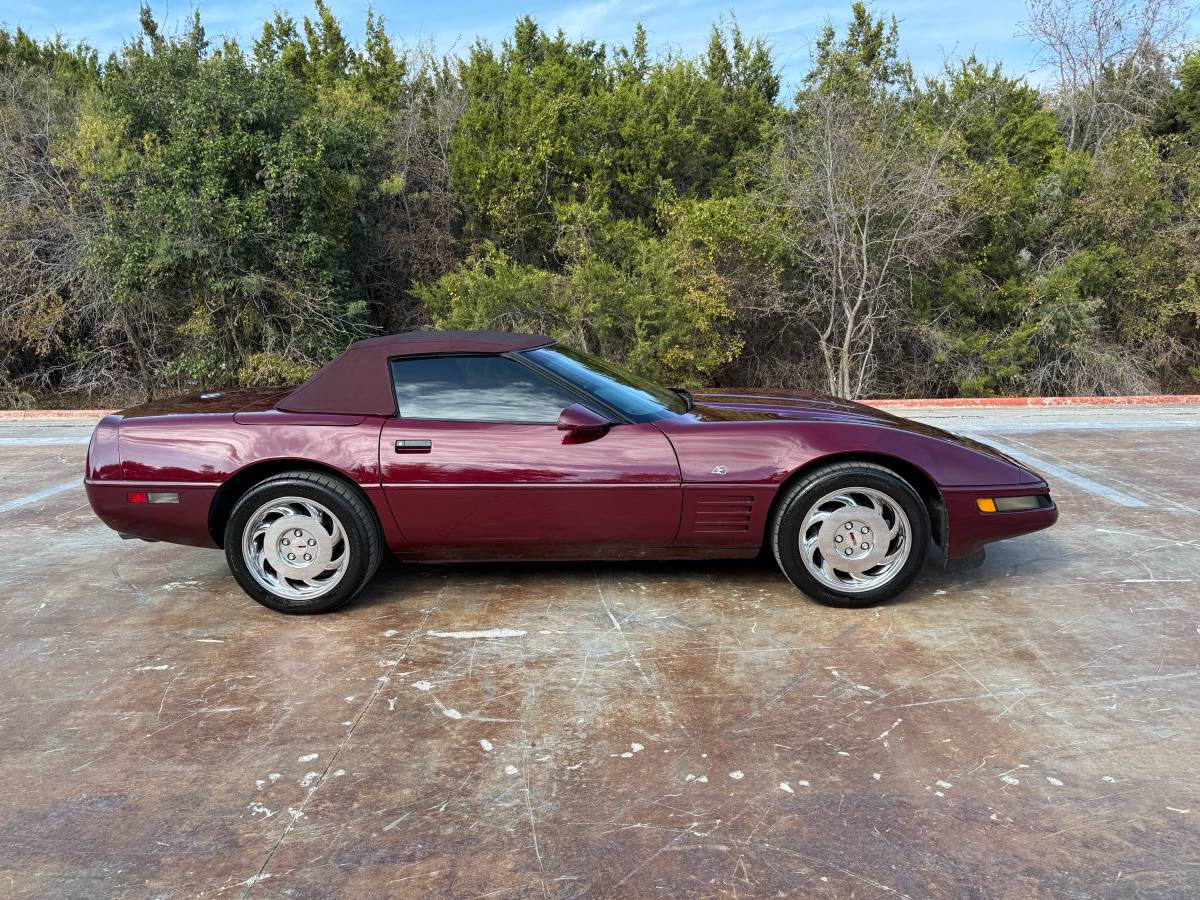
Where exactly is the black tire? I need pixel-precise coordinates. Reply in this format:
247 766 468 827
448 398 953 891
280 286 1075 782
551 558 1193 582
224 471 382 614
771 462 930 608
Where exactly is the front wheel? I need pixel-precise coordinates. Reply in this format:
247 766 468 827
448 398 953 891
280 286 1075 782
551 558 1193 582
771 462 930 607
224 471 382 614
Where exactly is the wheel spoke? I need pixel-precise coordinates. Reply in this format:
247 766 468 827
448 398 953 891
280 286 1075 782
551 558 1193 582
242 495 351 602
797 485 913 595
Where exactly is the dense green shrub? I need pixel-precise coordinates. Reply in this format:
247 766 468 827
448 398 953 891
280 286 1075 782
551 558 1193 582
1 2 1198 402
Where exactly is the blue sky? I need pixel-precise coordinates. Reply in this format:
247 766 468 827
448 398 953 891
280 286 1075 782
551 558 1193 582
6 0 1051 92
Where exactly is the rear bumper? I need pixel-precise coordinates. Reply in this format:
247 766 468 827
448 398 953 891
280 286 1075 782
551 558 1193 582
85 480 219 548
943 484 1058 559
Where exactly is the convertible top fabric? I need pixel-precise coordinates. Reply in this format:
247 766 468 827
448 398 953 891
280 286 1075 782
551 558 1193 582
277 330 554 416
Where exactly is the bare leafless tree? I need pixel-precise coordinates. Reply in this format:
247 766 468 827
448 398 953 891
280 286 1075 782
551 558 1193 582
368 57 467 331
0 66 142 403
764 91 969 399
1022 0 1194 152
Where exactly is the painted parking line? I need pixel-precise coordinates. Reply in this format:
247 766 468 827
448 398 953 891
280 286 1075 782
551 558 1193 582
0 479 83 514
927 419 1200 433
967 437 1147 508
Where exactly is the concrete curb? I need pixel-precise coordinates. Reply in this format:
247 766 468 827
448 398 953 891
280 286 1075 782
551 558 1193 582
0 409 116 421
2 394 1199 421
863 395 1200 408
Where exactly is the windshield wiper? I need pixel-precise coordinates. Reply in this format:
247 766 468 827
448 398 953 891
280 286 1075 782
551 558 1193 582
671 387 695 412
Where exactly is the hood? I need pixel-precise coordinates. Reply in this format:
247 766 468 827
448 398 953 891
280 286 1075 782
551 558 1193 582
117 387 293 420
690 388 903 423
689 388 1031 473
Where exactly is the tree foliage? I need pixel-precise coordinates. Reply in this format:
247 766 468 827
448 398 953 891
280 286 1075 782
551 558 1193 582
1 0 1199 403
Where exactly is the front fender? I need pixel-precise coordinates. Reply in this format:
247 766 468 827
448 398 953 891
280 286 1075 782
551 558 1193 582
654 417 1028 487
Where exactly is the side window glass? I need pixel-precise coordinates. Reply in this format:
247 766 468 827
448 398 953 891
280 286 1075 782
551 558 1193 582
390 355 585 424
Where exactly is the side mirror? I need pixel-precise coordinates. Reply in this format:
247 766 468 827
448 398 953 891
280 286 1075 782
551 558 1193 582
557 403 611 442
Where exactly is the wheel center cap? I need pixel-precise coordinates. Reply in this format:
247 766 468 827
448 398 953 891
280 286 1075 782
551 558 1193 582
817 509 889 570
835 519 870 558
264 515 332 572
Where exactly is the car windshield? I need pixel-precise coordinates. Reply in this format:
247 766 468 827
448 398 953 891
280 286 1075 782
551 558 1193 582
522 345 688 423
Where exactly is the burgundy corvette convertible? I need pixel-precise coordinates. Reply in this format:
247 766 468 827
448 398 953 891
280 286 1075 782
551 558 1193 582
86 330 1057 613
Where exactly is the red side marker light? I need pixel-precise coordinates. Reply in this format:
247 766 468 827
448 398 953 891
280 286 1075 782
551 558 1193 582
127 491 179 504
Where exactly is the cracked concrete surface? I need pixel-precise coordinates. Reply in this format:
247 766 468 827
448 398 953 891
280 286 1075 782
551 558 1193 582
0 408 1198 898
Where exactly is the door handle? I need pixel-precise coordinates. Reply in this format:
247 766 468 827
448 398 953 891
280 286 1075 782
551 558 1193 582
395 439 432 453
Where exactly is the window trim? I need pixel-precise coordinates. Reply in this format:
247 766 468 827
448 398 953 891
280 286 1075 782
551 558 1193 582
386 351 621 426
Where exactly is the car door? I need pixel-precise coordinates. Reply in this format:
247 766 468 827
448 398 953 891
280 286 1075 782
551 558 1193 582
378 354 682 557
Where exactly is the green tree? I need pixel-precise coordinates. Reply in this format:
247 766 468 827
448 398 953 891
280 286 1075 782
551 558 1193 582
913 58 1066 396
3 1 1200 404
805 1 913 98
1152 50 1200 141
61 6 397 392
414 205 744 386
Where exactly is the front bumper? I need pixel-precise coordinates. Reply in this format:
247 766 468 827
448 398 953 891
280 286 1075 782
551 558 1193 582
941 483 1058 560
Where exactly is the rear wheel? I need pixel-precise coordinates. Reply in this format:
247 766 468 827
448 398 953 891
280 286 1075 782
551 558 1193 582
224 471 381 614
771 462 930 607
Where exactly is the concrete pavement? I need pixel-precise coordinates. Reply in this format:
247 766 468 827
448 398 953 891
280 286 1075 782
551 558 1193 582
1 406 1197 897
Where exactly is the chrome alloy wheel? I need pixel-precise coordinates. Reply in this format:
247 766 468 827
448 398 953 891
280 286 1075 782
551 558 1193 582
241 496 349 600
799 487 912 593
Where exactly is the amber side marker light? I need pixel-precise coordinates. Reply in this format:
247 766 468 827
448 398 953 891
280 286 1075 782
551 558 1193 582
127 492 179 504
977 495 1048 513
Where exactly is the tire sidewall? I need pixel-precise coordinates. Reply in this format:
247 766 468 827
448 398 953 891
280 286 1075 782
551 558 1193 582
774 467 930 607
225 477 374 614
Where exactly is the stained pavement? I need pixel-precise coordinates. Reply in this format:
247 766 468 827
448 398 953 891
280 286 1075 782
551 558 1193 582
1 407 1197 898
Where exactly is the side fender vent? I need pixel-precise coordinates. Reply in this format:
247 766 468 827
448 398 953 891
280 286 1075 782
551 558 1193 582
692 494 755 533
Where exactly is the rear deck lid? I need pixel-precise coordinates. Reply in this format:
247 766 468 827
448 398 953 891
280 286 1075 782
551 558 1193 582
117 387 293 420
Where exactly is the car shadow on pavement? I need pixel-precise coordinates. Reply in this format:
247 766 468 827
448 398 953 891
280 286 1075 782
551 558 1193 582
349 531 1070 613
913 530 1070 602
